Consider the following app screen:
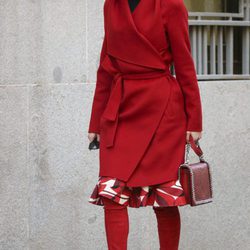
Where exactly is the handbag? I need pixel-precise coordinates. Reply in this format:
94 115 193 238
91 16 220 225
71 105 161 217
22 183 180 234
178 135 213 206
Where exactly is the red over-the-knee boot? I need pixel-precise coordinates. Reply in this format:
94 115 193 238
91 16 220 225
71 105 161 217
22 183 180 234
102 197 129 250
153 206 181 250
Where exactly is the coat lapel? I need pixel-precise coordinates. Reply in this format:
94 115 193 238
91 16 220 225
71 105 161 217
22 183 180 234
106 0 166 70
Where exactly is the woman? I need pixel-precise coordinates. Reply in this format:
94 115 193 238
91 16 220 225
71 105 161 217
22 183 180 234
87 0 203 249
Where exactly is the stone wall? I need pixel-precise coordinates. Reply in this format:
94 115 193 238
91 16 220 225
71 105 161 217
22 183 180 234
0 1 249 249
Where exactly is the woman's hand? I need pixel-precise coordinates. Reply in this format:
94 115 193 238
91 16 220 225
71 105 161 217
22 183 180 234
186 131 202 143
88 133 100 142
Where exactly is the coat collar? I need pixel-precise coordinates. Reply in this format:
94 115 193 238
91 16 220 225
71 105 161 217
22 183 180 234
106 0 167 70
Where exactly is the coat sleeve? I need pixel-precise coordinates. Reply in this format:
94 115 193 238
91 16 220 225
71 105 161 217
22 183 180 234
88 0 114 133
161 0 203 132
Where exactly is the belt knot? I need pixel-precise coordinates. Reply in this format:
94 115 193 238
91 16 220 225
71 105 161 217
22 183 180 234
101 69 173 148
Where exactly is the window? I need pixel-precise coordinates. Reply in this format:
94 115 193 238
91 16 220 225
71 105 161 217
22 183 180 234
184 0 250 79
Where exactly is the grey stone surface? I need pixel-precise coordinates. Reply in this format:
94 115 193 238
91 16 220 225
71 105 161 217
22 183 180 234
0 0 250 249
0 0 86 85
28 84 87 250
86 0 105 83
0 86 29 250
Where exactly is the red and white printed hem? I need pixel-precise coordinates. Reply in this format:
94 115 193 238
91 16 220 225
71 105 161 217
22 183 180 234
88 176 188 208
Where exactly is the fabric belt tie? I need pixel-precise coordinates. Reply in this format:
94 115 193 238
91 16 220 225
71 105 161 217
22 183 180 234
102 69 173 148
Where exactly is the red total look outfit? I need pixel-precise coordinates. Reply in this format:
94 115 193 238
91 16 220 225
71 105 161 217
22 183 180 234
87 0 203 249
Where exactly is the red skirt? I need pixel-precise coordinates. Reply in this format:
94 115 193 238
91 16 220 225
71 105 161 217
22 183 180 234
88 176 189 208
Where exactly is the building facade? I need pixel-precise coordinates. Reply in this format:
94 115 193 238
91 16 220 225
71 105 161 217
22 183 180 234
185 0 250 79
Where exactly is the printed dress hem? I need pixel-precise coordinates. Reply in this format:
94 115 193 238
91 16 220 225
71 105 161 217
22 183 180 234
88 176 189 208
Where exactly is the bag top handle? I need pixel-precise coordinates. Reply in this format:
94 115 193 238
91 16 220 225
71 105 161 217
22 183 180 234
184 135 205 164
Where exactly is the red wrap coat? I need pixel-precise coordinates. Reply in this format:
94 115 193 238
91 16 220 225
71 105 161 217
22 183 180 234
88 0 203 187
